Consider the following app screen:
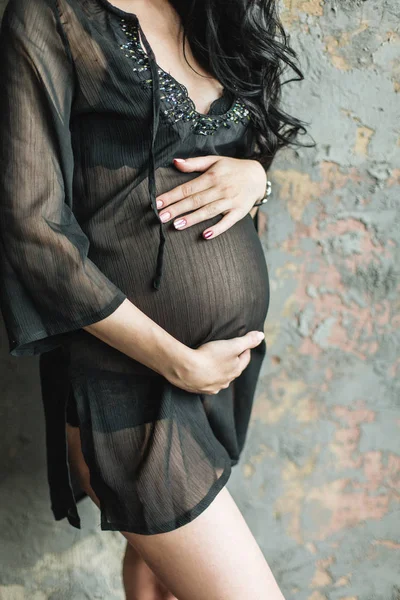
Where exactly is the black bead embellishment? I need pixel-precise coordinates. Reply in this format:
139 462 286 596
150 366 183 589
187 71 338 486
119 18 251 135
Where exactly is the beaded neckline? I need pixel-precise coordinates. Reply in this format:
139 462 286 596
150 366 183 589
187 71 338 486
118 18 251 135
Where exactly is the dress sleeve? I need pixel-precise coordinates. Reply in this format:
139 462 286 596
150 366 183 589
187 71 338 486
0 0 127 357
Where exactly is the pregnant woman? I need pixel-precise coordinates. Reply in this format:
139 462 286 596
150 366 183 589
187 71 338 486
0 0 307 598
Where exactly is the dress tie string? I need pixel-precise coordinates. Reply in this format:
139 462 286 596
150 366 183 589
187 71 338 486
137 24 165 290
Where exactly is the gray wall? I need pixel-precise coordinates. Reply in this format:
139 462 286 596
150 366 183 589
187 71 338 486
1 0 400 598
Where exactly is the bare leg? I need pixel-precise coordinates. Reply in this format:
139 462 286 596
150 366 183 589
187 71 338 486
66 424 177 600
121 485 286 600
123 540 178 600
66 424 286 600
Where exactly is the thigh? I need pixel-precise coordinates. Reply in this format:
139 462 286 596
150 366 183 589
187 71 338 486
122 485 286 600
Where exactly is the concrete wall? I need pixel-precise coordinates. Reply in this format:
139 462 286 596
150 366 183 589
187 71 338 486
1 0 399 598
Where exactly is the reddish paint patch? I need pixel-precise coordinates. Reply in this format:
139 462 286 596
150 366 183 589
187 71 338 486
361 451 385 491
333 406 375 427
307 479 391 540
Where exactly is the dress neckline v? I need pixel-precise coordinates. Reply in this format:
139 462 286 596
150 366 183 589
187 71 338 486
96 0 139 20
91 0 250 290
94 0 235 118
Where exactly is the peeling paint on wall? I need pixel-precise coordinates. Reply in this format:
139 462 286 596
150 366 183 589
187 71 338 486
237 1 400 598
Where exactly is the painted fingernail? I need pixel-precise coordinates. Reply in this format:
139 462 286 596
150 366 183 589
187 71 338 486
156 199 163 208
160 212 171 222
174 218 186 229
203 230 213 239
173 158 186 163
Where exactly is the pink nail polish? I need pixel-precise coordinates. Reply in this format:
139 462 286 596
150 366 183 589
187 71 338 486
174 218 186 229
156 199 163 208
160 212 170 223
203 230 213 239
173 158 186 163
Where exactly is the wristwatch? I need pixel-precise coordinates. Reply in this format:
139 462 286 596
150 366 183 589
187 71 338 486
253 178 272 207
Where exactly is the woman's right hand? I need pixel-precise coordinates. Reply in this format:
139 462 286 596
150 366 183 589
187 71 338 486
167 330 265 395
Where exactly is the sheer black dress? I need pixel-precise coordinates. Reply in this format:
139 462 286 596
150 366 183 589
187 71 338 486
0 0 270 535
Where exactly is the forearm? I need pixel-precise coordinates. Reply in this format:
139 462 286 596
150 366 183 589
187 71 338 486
83 298 193 380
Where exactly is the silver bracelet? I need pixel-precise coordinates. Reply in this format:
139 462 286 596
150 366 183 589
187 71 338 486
253 178 272 207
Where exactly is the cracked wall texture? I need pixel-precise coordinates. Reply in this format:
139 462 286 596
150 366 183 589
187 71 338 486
0 0 399 599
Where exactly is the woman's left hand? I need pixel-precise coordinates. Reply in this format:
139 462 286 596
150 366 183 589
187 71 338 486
155 155 267 239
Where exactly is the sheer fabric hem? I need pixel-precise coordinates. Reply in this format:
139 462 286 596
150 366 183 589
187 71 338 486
9 290 127 357
99 461 233 536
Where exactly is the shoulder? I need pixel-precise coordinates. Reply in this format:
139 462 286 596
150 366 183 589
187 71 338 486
0 0 75 80
1 0 74 58
1 0 61 36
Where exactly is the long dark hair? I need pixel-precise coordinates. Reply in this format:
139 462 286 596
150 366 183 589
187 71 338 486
170 0 312 170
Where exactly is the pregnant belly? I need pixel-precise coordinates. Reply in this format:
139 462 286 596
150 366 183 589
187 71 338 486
108 210 270 349
66 207 270 378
